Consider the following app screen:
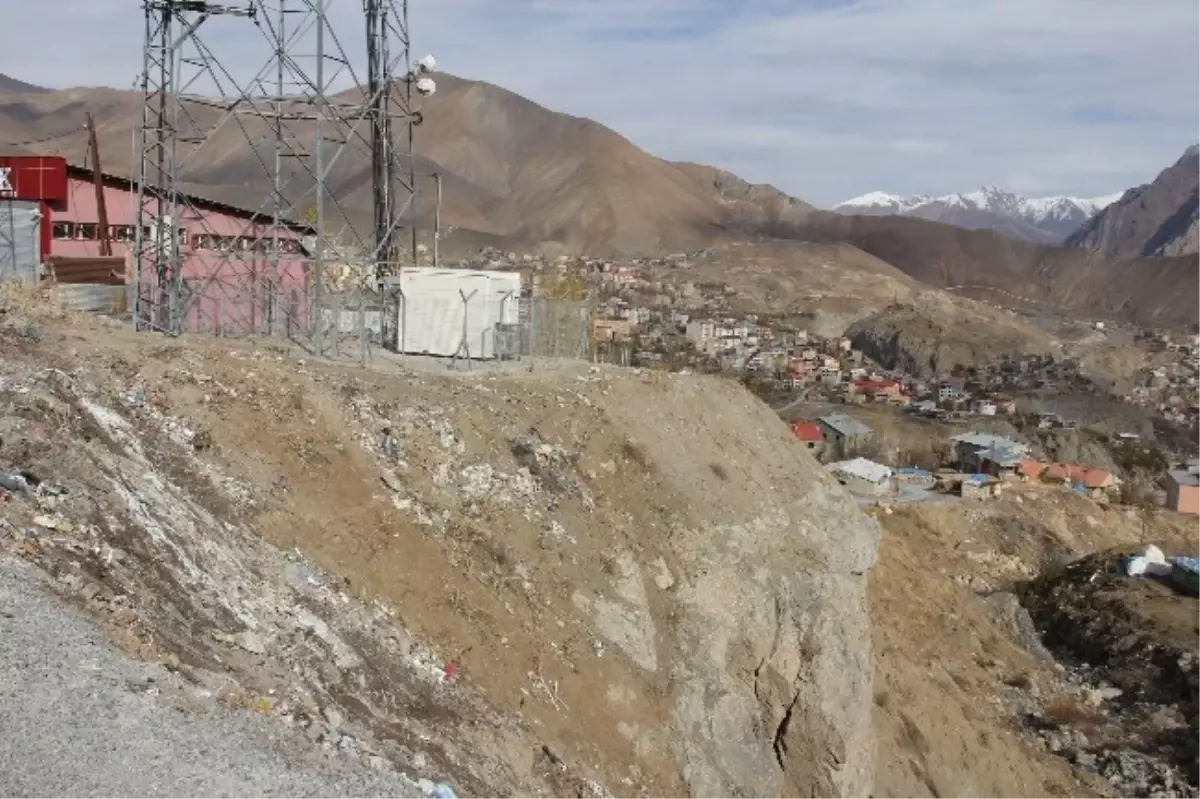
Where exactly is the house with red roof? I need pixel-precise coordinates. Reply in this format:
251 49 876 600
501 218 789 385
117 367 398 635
1021 458 1121 499
789 420 826 458
848 377 901 402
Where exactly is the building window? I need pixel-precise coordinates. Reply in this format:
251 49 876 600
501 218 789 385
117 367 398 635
111 225 135 242
52 221 75 239
75 223 98 240
192 233 217 250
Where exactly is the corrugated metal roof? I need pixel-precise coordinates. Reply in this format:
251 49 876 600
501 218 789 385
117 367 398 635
828 457 892 484
1169 469 1200 487
950 432 1028 452
818 413 871 438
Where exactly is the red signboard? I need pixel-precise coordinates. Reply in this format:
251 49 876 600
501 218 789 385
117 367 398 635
0 155 68 202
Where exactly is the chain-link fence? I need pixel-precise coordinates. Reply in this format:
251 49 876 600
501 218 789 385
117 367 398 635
393 293 591 367
7 250 597 368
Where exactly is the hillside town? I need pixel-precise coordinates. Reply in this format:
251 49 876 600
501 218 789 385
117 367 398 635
444 248 1200 516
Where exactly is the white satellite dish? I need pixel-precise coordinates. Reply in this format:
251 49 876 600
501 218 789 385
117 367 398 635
416 77 437 96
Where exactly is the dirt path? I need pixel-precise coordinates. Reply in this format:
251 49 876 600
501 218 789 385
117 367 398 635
0 556 423 798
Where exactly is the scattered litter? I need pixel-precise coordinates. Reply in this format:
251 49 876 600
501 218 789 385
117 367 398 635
120 387 147 408
416 778 456 798
1122 545 1171 577
0 470 36 493
528 670 567 711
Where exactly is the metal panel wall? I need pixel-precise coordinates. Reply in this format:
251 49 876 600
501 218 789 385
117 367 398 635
0 200 41 282
398 268 523 359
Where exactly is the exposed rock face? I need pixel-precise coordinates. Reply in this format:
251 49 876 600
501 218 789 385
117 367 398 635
844 300 1058 378
602 375 878 797
1067 146 1200 258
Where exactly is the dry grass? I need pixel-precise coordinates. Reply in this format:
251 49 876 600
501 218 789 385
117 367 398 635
1042 695 1104 730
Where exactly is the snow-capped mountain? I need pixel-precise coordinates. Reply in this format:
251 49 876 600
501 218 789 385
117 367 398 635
832 186 1124 243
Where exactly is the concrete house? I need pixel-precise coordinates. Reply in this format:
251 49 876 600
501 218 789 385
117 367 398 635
950 432 1030 476
827 457 893 496
961 473 1002 500
817 413 871 459
789 421 826 457
1166 462 1200 514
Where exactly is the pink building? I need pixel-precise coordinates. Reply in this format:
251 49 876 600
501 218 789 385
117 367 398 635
25 157 313 333
1166 465 1200 515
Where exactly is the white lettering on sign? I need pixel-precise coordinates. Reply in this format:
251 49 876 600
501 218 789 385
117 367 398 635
0 167 12 195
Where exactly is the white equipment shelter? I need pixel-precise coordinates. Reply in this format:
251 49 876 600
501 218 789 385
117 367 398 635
396 267 522 359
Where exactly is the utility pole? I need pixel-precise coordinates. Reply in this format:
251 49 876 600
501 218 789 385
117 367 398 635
433 171 441 267
85 112 112 257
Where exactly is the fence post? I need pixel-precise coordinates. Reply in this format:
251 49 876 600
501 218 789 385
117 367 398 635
358 289 367 366
333 292 342 357
527 296 538 372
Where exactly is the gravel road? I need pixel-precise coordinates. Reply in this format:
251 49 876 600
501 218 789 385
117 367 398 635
0 556 422 798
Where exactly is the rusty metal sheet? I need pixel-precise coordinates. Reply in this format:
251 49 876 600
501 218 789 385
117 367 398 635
44 256 127 285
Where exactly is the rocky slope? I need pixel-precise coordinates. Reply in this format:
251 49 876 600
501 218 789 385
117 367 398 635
0 286 877 796
834 187 1120 244
1019 550 1199 797
1067 146 1200 258
844 296 1061 378
872 489 1198 798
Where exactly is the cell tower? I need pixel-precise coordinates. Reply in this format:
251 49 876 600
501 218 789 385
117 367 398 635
133 0 432 351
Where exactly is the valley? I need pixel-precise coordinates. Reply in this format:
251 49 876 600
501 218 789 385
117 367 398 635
0 7 1197 796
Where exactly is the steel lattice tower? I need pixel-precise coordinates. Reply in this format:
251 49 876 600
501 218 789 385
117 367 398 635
133 0 425 351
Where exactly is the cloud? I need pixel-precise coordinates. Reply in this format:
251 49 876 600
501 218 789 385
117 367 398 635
2 0 1196 206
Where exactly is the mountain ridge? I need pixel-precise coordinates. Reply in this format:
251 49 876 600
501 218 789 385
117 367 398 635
1066 145 1199 258
0 71 817 257
832 185 1123 243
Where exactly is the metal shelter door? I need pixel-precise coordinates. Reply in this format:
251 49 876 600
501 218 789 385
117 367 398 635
0 200 41 282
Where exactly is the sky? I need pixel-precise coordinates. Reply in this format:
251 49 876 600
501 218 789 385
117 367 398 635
1 0 1197 207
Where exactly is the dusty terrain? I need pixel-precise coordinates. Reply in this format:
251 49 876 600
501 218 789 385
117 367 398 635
845 296 1061 377
0 285 877 797
1020 548 1198 797
652 240 924 336
870 488 1197 798
1 285 1196 797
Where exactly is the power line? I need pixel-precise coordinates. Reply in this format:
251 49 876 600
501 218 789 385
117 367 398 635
1 124 87 148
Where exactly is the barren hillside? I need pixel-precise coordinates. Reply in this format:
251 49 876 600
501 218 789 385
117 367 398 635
0 73 813 256
0 285 878 797
1068 146 1200 258
775 211 1200 329
845 295 1062 378
4 286 1197 796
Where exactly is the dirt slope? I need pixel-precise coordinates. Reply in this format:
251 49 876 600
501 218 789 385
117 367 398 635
0 73 813 257
845 294 1061 377
870 488 1197 798
0 285 878 796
